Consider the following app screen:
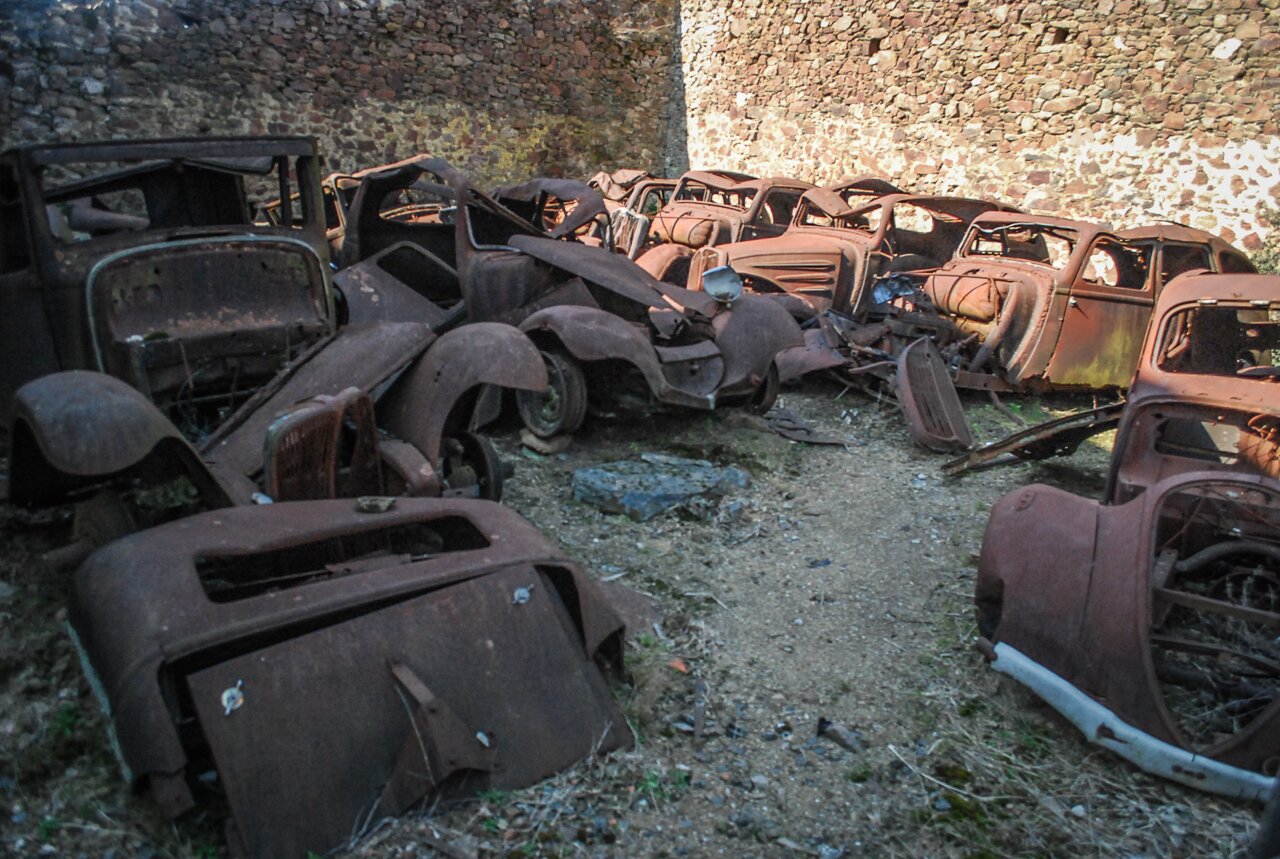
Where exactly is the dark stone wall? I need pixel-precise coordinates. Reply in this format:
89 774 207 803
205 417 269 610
0 0 678 182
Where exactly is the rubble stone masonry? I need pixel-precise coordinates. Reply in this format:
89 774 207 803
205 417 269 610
678 0 1280 248
2 0 1277 247
0 0 678 183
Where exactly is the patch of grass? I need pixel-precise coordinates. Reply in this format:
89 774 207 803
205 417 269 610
846 762 873 783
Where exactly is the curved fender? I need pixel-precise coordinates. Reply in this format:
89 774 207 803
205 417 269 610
378 322 547 464
519 305 671 399
712 294 805 390
8 371 214 506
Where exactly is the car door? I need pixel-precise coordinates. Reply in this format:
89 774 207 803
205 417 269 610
1044 236 1156 388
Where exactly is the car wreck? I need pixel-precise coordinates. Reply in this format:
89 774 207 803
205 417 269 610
331 156 806 437
635 170 815 284
2 138 547 557
685 182 1010 318
0 136 340 427
920 214 1256 391
68 496 635 858
974 272 1280 799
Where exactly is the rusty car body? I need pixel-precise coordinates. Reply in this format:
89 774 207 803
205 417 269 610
685 183 1012 320
69 496 634 858
9 319 546 563
974 272 1280 798
0 136 336 428
920 213 1255 391
332 156 805 437
635 170 814 284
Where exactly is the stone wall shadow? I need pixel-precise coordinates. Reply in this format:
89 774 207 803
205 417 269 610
661 0 690 176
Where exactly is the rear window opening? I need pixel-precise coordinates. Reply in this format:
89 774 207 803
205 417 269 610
196 517 490 602
1156 303 1280 377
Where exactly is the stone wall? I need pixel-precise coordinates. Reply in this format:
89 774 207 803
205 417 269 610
677 0 1280 249
0 0 677 183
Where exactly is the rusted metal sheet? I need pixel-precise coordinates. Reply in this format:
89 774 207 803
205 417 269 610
378 321 547 464
70 497 634 858
203 322 432 477
895 337 973 452
1107 272 1280 502
708 191 1014 317
7 370 233 508
644 172 814 253
942 401 1125 476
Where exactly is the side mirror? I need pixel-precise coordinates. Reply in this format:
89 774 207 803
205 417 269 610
702 265 743 305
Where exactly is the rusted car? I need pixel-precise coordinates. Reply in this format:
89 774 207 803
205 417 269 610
10 319 545 563
686 182 1012 319
2 139 547 552
333 156 805 437
975 272 1280 799
69 496 634 858
636 170 814 283
0 136 338 428
920 214 1255 391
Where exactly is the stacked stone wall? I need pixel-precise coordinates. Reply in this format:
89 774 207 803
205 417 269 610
679 0 1280 249
0 0 677 183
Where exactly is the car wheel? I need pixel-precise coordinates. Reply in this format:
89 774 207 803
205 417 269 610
440 431 507 501
516 348 588 438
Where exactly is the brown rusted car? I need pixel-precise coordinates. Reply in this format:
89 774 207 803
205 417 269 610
975 272 1280 799
0 136 339 426
686 182 1014 319
921 213 1255 391
69 496 634 858
635 170 815 283
332 156 805 437
3 139 546 551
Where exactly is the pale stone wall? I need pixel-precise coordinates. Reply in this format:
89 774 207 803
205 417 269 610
0 0 677 184
677 0 1280 250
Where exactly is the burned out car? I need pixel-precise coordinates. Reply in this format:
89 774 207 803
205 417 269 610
332 156 806 437
921 213 1255 391
975 273 1280 799
635 170 814 283
2 139 547 552
70 496 635 858
10 319 546 563
0 136 337 428
687 183 1012 319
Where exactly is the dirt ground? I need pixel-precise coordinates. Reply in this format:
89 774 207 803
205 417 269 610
0 380 1266 858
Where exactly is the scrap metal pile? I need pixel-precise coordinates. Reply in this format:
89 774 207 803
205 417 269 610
0 136 1276 855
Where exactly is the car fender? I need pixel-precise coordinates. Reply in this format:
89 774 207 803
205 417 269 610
519 305 670 396
378 322 547 464
8 371 214 506
711 294 805 390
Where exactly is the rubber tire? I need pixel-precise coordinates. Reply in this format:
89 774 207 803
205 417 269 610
516 348 588 439
746 362 780 415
